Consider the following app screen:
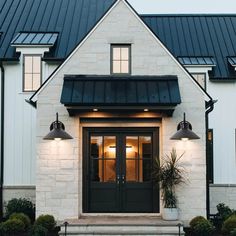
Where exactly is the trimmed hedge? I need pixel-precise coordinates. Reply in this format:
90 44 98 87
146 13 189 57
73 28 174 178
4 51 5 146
10 213 31 230
222 214 236 234
35 215 56 231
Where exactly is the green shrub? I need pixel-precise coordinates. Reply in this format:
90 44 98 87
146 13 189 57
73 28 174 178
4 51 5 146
10 213 31 230
217 203 233 221
230 228 236 236
35 214 56 231
190 216 214 236
222 214 236 234
190 216 206 228
5 198 35 222
29 224 48 236
1 218 25 233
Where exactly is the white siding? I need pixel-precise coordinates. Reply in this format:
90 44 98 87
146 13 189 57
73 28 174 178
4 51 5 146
3 51 58 186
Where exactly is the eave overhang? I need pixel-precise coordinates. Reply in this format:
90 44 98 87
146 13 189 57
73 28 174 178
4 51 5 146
60 75 181 117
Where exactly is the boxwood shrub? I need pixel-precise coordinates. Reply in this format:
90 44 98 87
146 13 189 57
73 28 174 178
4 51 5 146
1 218 25 234
222 214 236 234
35 215 56 231
10 213 31 230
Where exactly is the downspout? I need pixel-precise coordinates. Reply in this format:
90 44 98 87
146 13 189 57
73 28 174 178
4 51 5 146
205 99 217 219
0 62 5 221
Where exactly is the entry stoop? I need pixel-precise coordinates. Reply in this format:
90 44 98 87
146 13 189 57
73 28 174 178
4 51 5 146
59 216 185 236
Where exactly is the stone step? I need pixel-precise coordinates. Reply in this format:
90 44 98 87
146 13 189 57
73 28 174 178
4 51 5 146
59 216 185 236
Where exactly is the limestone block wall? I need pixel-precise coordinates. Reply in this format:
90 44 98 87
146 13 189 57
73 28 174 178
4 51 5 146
36 0 207 222
210 185 236 214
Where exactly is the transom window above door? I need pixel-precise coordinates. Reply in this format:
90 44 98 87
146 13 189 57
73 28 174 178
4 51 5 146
23 55 42 92
111 45 131 74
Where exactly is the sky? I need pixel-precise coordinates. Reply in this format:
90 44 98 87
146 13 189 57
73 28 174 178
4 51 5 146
127 0 236 14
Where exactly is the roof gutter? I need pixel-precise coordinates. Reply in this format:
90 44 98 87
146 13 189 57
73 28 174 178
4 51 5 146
0 62 5 220
205 99 217 219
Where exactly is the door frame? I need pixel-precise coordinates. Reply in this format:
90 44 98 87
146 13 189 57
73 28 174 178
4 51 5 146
82 127 159 213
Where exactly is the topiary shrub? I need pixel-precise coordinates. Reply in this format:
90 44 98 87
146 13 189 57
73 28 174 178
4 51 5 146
5 198 35 222
190 216 206 228
35 215 56 231
222 214 236 234
190 216 214 236
10 213 31 230
1 218 25 234
29 224 48 236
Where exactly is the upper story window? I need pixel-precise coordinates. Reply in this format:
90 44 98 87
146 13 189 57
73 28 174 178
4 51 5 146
192 73 206 89
23 55 41 92
111 45 131 74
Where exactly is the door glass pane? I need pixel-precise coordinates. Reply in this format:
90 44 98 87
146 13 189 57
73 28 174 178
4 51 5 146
104 136 116 158
90 135 116 183
104 160 116 182
139 136 152 182
90 136 103 159
126 136 138 182
91 159 103 182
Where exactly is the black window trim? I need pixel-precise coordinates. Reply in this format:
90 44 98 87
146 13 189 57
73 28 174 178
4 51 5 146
23 54 42 92
110 44 131 75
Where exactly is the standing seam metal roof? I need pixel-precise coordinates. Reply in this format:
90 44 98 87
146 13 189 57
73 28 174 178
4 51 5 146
0 0 116 59
141 15 236 79
0 0 236 79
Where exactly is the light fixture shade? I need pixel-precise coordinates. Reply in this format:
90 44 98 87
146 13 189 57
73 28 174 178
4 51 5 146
170 113 200 140
43 113 73 140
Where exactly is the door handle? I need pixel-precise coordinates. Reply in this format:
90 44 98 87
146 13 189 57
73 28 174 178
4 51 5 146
117 175 120 185
122 175 125 184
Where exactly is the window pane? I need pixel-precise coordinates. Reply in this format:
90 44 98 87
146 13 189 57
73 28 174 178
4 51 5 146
33 56 41 73
91 136 103 159
104 136 116 159
113 61 121 73
32 74 41 90
113 47 121 60
24 56 32 73
121 61 129 73
121 47 129 60
24 74 32 91
91 159 103 182
104 160 116 182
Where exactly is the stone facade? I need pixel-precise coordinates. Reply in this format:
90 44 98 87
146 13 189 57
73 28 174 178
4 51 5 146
210 185 236 214
36 0 207 222
3 186 36 204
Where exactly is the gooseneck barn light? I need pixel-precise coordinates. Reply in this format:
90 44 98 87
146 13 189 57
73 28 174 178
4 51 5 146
170 113 200 141
43 113 73 140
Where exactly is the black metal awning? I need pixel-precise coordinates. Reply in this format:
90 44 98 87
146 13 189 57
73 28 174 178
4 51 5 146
60 75 181 116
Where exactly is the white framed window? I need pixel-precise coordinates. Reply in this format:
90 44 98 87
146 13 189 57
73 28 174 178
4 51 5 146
192 73 206 89
23 55 41 92
111 45 131 74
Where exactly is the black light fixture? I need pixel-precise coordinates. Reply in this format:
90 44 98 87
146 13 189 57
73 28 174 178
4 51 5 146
43 113 73 140
170 113 200 141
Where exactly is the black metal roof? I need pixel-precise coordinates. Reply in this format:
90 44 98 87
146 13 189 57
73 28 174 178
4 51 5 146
0 0 236 79
11 32 58 46
61 75 181 107
177 57 216 66
0 0 116 60
142 15 236 79
228 57 236 66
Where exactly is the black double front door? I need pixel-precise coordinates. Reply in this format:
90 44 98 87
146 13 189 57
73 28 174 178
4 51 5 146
83 128 159 213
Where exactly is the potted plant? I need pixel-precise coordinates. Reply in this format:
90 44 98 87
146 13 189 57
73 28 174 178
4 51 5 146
153 148 185 220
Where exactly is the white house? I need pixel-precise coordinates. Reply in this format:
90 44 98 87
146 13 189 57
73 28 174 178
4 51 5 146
0 0 236 233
